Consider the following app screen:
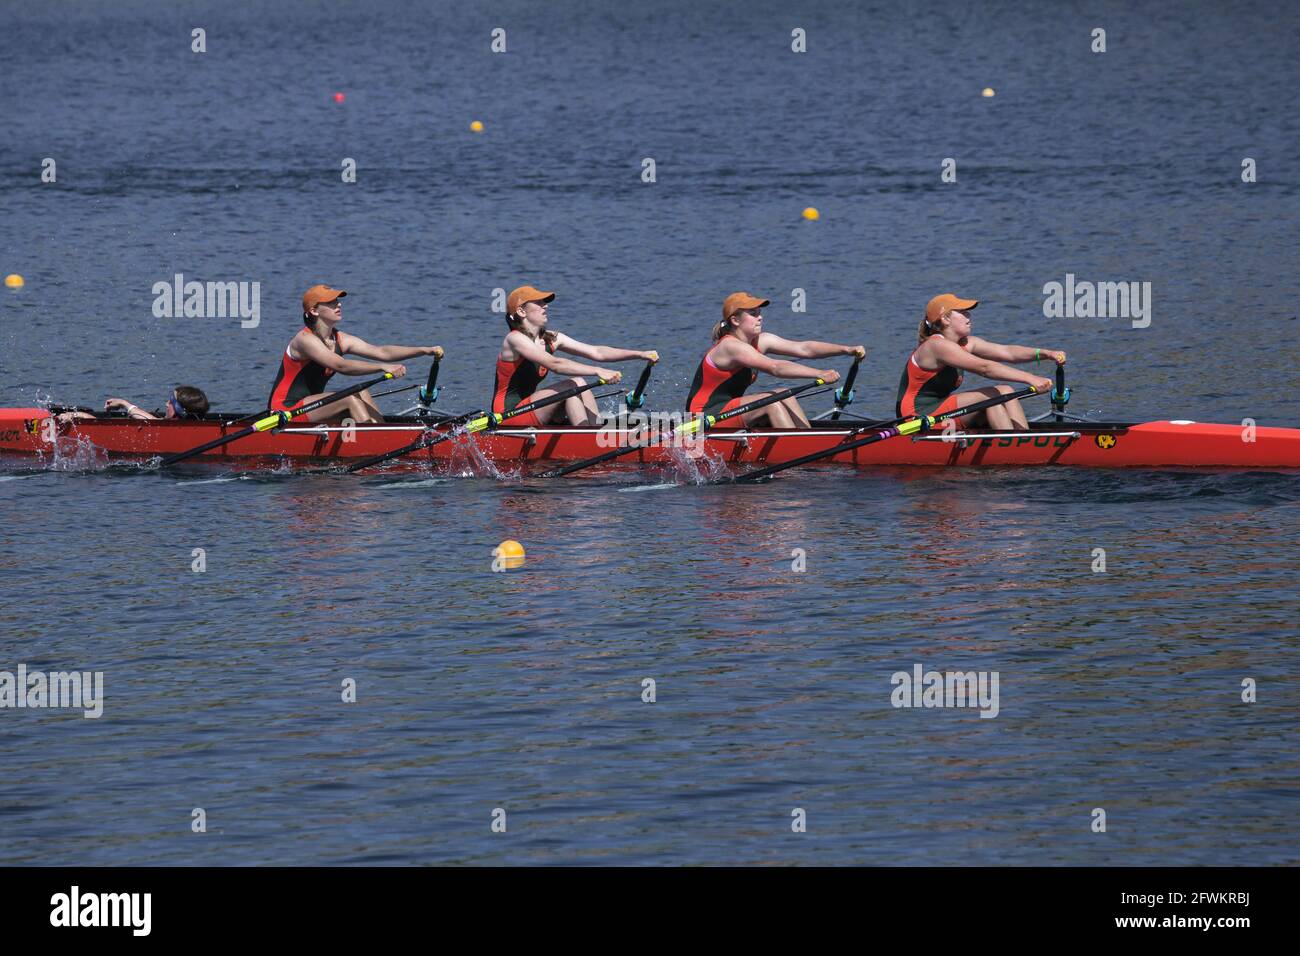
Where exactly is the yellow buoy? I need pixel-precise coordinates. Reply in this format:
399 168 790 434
981 87 996 98
470 120 484 133
802 207 820 221
4 274 23 289
494 539 525 569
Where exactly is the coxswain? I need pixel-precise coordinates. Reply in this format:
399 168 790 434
57 386 211 423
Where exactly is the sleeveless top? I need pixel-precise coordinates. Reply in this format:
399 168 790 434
895 337 971 416
686 340 757 416
493 335 556 413
267 329 349 411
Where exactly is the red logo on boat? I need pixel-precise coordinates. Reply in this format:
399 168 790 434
1095 433 1117 449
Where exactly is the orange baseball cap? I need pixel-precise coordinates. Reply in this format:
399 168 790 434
722 292 770 322
507 285 555 318
303 285 347 312
925 293 978 324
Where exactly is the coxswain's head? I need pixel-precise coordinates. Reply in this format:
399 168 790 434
165 385 209 419
506 285 556 337
302 284 348 331
716 292 769 342
920 293 978 344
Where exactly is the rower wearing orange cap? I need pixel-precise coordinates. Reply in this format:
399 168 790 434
896 294 1063 428
685 292 863 427
494 285 657 427
267 285 443 423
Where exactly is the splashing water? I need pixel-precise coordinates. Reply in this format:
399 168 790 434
42 433 111 472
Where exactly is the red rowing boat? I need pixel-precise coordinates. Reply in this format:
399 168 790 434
2 407 1297 470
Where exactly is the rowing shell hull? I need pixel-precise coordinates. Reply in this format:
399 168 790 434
1 410 1298 469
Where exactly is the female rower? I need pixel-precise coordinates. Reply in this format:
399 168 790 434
494 285 657 426
896 294 1063 428
685 292 862 427
267 285 442 423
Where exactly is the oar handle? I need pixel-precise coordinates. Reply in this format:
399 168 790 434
419 354 442 406
624 356 656 410
1052 363 1069 420
830 353 863 420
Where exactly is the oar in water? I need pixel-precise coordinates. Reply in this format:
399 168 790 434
159 372 395 467
828 351 863 420
342 377 611 474
540 378 831 478
722 384 1046 483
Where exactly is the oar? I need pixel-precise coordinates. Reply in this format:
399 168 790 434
342 377 610 474
230 356 442 425
419 352 442 408
723 384 1046 483
159 372 395 467
539 378 830 478
829 352 863 420
623 355 658 410
371 381 421 399
1051 362 1069 421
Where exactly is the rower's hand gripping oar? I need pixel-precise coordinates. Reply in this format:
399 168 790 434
159 371 395 467
829 350 863 421
724 384 1047 483
539 378 830 478
342 377 611 474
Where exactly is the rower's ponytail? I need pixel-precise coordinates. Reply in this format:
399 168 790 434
507 312 559 349
712 317 733 343
918 313 944 345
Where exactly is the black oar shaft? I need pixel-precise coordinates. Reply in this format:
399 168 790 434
160 372 393 467
729 385 1043 483
541 379 829 478
829 354 862 421
625 358 656 410
1052 362 1068 421
343 378 608 474
420 354 442 406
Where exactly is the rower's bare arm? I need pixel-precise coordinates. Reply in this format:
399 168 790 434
967 338 1065 365
761 334 864 360
513 333 609 379
725 339 839 382
932 340 1050 389
345 338 442 362
557 336 656 364
297 333 402 377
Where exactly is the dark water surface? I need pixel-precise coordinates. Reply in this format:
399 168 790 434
1 0 1298 865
